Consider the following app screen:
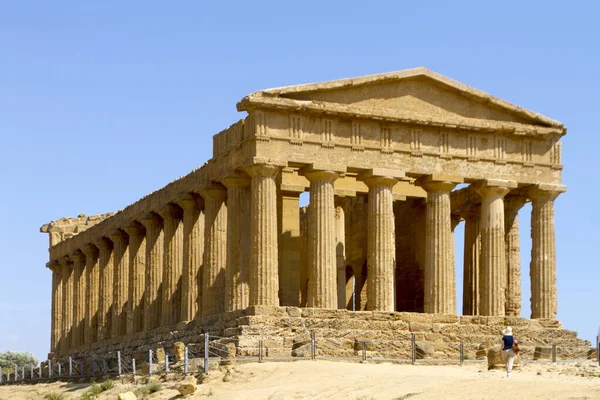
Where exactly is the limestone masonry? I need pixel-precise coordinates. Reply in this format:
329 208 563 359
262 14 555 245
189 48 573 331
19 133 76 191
41 68 588 360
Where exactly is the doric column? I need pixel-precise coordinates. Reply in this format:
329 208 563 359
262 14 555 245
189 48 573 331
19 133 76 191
201 184 228 317
178 194 204 322
529 184 565 319
504 195 526 317
49 261 62 354
95 237 114 341
82 244 99 346
109 230 129 338
222 175 251 311
462 206 481 316
335 199 347 309
361 169 404 312
124 222 146 335
474 179 516 316
59 256 73 353
305 165 343 309
246 164 281 307
70 251 86 349
159 204 184 326
421 175 461 314
140 213 164 330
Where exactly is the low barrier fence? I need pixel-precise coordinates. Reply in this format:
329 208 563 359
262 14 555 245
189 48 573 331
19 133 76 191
1 332 598 385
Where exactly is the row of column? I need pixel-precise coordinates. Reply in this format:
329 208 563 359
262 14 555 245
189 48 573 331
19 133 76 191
49 165 564 354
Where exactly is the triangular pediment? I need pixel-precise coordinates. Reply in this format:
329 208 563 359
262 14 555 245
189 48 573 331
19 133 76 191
239 68 562 129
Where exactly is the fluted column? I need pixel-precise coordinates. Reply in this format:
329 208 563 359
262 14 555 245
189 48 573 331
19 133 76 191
178 194 204 322
96 237 114 341
82 244 99 346
109 230 129 338
201 184 228 316
529 184 565 319
70 251 86 349
222 175 251 311
246 164 281 306
305 166 342 309
462 206 481 316
49 261 62 354
140 213 164 330
335 200 347 309
475 179 515 316
362 170 402 311
159 204 184 326
421 176 460 314
504 196 526 317
59 256 73 353
124 222 146 335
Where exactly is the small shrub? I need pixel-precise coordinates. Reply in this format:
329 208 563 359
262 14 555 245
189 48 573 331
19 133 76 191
147 381 162 394
45 393 66 400
99 380 116 391
88 383 103 395
79 393 95 400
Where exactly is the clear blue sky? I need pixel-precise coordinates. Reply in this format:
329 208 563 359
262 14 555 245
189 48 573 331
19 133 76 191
1 1 598 361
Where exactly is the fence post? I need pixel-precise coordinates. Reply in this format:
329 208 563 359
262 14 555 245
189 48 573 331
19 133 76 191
30 363 33 380
117 351 122 377
165 354 169 374
14 364 18 381
204 333 210 375
0 366 3 384
259 340 264 363
102 359 107 376
38 363 41 380
49 360 52 378
184 347 188 375
91 355 95 377
460 343 464 363
132 358 136 377
596 334 599 367
552 344 557 363
361 341 367 362
21 366 25 381
79 361 83 377
311 331 316 361
411 333 416 365
149 350 153 377
69 357 73 377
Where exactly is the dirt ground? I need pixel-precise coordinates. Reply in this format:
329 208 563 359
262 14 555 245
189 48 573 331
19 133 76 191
0 360 599 400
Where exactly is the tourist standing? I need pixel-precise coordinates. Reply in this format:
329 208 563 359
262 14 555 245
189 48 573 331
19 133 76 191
501 326 516 377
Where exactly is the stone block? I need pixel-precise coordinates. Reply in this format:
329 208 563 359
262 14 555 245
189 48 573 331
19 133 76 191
409 322 433 333
173 342 185 361
432 314 459 324
415 341 435 359
176 375 198 395
286 307 302 317
155 347 165 363
397 312 433 323
118 391 137 400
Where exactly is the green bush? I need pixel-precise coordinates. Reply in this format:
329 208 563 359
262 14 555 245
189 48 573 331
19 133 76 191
45 393 66 400
0 351 39 369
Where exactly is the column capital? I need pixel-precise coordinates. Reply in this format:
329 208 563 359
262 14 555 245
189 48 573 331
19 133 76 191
94 236 113 251
473 179 517 197
528 184 566 202
48 259 62 272
459 203 481 221
245 163 281 178
199 183 227 200
58 255 72 268
108 229 128 243
124 221 145 237
302 163 345 182
158 203 183 220
177 193 204 211
504 195 527 211
82 243 99 258
221 173 251 188
358 168 405 187
420 174 462 192
139 212 163 229
70 250 85 264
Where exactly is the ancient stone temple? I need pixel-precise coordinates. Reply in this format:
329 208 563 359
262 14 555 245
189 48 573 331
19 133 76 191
41 68 587 360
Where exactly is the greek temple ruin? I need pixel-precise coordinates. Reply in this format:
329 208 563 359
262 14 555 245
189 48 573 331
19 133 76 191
41 68 588 360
